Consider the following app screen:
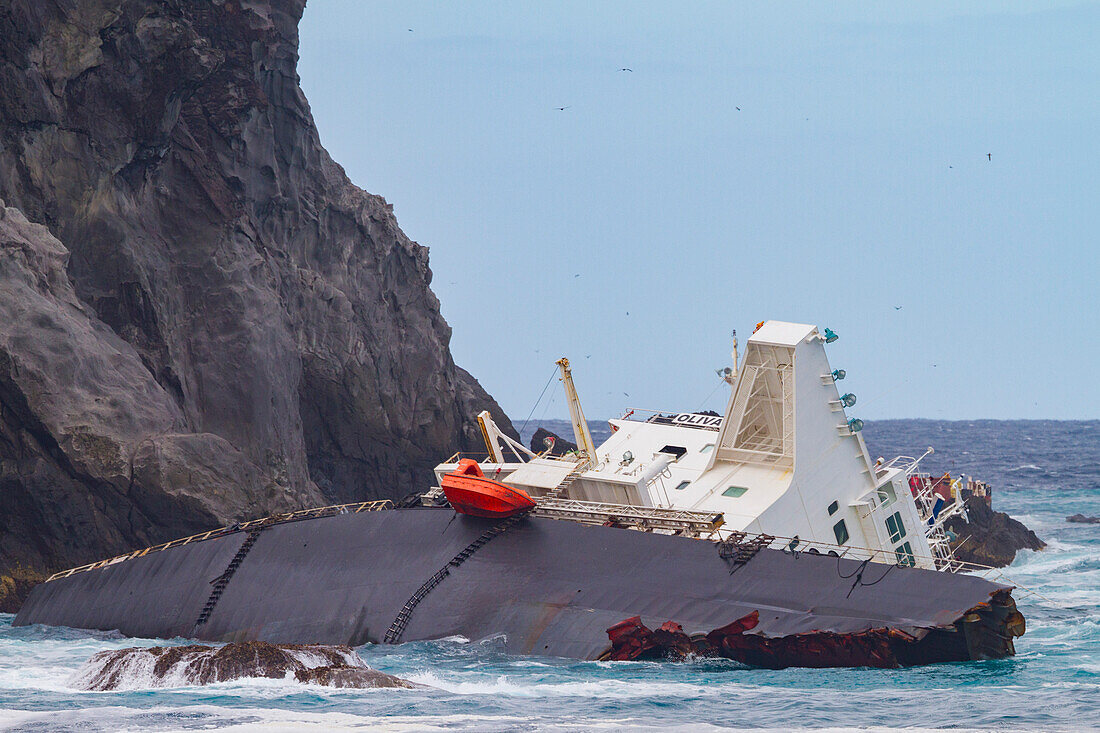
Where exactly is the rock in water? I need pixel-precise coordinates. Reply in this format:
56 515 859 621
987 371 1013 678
529 427 579 457
945 494 1045 567
294 664 415 688
73 641 415 691
1067 514 1100 524
0 1 514 610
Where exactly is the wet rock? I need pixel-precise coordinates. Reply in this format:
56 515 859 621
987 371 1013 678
1067 514 1100 524
73 641 413 691
529 428 578 457
0 1 514 609
945 494 1045 568
294 664 416 689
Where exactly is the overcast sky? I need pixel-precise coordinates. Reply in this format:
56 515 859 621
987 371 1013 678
298 1 1098 421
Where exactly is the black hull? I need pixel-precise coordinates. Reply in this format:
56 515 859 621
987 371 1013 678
14 508 1024 668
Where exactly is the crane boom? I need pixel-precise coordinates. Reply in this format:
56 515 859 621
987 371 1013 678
555 357 597 466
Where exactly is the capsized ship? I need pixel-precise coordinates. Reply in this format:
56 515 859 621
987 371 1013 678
14 322 1025 668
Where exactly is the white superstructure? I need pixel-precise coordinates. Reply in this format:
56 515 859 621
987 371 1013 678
434 321 963 571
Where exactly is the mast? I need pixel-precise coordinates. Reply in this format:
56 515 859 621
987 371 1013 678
477 411 504 462
555 357 597 465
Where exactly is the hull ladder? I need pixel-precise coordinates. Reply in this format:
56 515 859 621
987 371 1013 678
383 514 525 644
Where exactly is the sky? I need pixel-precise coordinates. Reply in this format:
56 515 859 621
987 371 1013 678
297 1 1099 421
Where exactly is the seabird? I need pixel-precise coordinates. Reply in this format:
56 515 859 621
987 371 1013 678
556 106 571 111
619 68 633 72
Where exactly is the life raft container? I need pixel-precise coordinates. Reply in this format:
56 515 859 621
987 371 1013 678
440 459 536 519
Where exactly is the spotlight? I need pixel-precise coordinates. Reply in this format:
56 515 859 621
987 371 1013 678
840 393 857 408
847 417 864 433
831 369 846 381
824 328 839 343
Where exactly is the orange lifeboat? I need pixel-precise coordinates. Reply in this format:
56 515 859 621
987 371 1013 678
441 459 536 518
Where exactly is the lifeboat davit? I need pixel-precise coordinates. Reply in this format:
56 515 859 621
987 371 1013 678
441 459 536 518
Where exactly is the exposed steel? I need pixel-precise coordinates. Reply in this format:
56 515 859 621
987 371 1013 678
599 589 1025 669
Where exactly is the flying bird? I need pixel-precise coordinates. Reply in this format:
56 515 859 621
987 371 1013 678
574 274 580 278
556 106 571 111
987 153 991 161
894 306 902 310
736 106 741 111
619 68 633 72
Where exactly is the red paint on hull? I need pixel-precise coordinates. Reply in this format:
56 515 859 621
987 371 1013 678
441 459 536 519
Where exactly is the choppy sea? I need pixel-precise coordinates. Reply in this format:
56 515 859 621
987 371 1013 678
2 420 1097 731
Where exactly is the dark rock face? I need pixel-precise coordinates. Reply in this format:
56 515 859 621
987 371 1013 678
74 641 414 690
529 427 578 457
946 495 1045 568
0 0 513 610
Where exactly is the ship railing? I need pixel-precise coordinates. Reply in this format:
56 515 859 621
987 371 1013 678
721 530 1003 576
45 499 395 582
533 496 725 536
437 451 581 466
616 407 695 422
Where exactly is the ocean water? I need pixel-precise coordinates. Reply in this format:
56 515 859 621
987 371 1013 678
2 420 1098 731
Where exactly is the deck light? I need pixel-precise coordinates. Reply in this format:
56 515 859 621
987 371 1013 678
840 393 857 408
847 417 864 433
831 369 846 381
824 328 839 343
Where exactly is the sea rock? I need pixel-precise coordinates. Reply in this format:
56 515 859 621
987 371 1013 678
294 664 416 689
1066 514 1100 524
945 494 1045 568
529 427 579 457
0 0 514 610
73 641 414 691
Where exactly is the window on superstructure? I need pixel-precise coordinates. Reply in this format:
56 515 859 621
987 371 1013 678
827 500 839 516
722 486 747 498
674 480 691 491
885 511 906 544
895 542 915 567
832 519 849 545
701 443 714 453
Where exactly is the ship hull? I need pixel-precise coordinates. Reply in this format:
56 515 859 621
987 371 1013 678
14 508 1023 667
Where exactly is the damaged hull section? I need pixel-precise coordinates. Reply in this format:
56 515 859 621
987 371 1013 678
603 588 1024 668
15 509 1024 668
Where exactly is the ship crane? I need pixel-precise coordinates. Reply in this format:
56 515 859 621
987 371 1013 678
556 357 597 467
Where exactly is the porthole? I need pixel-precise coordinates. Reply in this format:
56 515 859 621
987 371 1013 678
832 519 849 545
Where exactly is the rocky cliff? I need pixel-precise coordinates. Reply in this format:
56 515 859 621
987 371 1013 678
0 0 513 610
